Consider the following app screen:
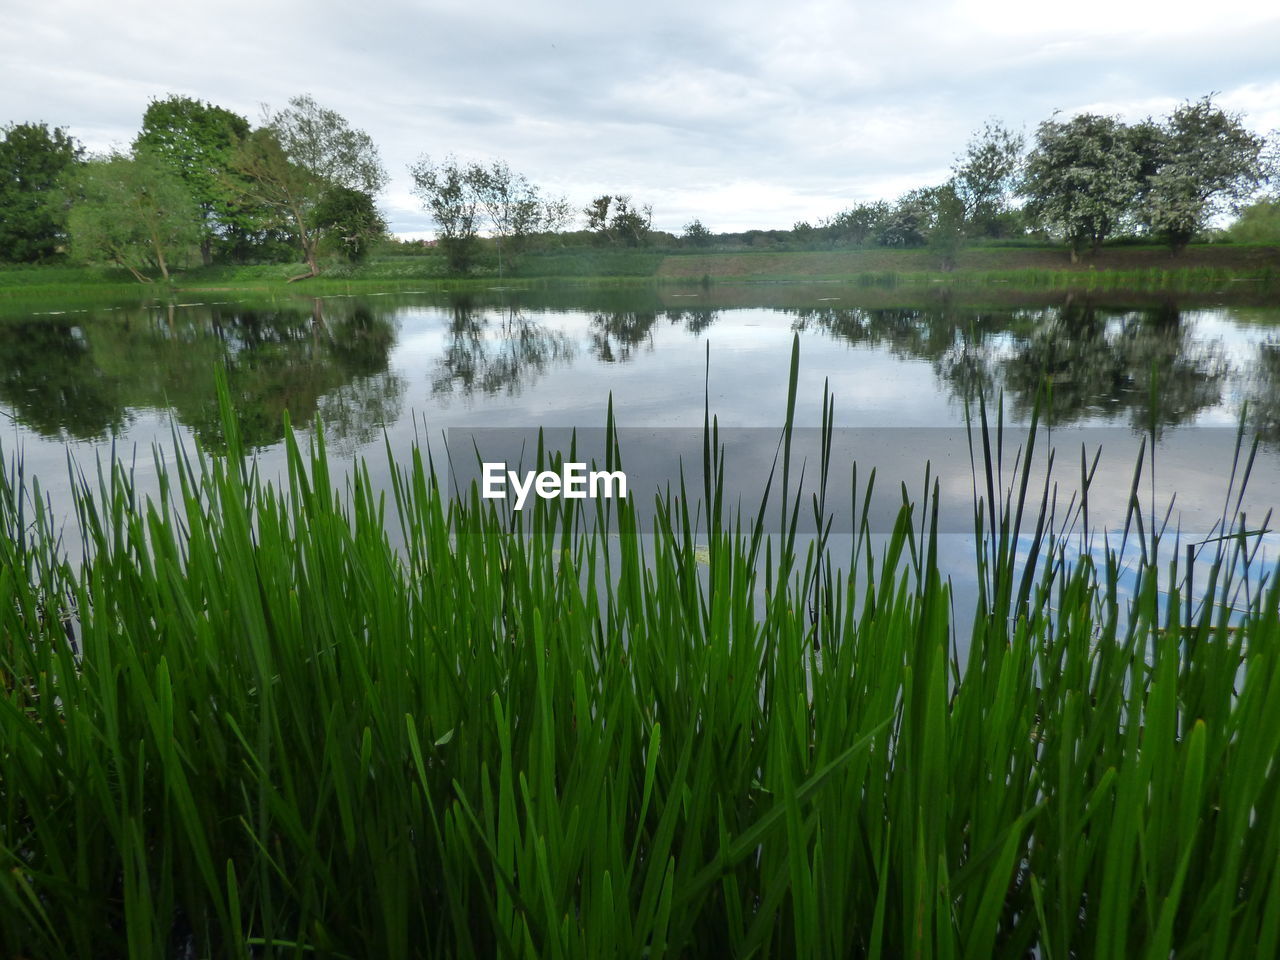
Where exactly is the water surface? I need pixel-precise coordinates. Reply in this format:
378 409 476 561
4 285 1279 599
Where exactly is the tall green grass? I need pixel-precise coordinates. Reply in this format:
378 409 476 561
1 340 1278 958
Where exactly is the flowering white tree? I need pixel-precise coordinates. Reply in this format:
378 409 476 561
1020 113 1141 261
1142 97 1267 252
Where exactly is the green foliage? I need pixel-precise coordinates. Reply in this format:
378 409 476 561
583 194 655 247
1 345 1279 957
270 94 388 196
65 151 200 281
682 218 713 247
1228 198 1280 243
409 155 481 272
466 159 546 276
314 185 386 263
134 95 252 265
927 181 967 269
859 183 969 263
0 122 82 262
410 157 570 274
232 94 388 278
821 202 889 245
952 120 1025 238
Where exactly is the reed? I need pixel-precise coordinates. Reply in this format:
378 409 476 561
1 339 1277 958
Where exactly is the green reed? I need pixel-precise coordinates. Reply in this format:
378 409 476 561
1 338 1278 959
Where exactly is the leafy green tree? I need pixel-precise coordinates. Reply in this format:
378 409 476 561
582 194 653 246
541 195 575 234
134 95 251 265
409 155 480 272
1142 96 1267 252
821 203 888 245
583 195 613 237
872 184 967 264
411 158 572 272
465 160 544 277
952 120 1024 237
314 185 386 262
1124 117 1166 218
1227 198 1280 243
682 218 713 247
232 94 387 280
790 220 817 244
0 122 82 262
612 197 653 247
66 151 200 281
1021 113 1142 260
926 181 967 270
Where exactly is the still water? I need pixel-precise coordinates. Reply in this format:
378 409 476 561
4 285 1280 600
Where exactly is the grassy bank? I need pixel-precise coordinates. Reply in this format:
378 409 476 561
2 243 1278 302
2 347 1279 958
655 242 1280 282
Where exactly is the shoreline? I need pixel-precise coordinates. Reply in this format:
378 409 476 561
0 243 1277 304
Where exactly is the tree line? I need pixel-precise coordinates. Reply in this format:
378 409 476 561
0 94 390 281
0 93 1275 280
723 98 1274 263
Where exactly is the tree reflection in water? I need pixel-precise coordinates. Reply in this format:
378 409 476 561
1 292 1273 459
1248 340 1280 441
430 299 575 397
590 311 658 363
982 302 1224 430
0 297 404 450
793 299 1230 432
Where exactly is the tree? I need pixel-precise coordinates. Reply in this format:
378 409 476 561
1020 113 1142 260
134 95 251 265
1142 96 1267 252
926 181 967 270
541 195 575 234
409 155 480 272
952 120 1024 237
465 160 543 277
66 151 200 281
821 203 888 245
682 218 713 247
411 157 571 273
583 195 613 236
583 194 652 246
232 94 387 280
877 190 932 248
0 122 82 262
314 185 386 262
1228 198 1280 243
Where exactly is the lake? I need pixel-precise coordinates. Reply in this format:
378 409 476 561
4 284 1279 603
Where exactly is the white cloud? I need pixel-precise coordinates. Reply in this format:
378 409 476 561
3 0 1276 235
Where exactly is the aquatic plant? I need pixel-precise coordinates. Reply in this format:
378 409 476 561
0 341 1276 958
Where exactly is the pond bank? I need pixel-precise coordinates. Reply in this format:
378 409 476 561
2 243 1278 302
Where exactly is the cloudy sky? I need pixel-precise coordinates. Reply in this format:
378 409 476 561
3 0 1278 236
